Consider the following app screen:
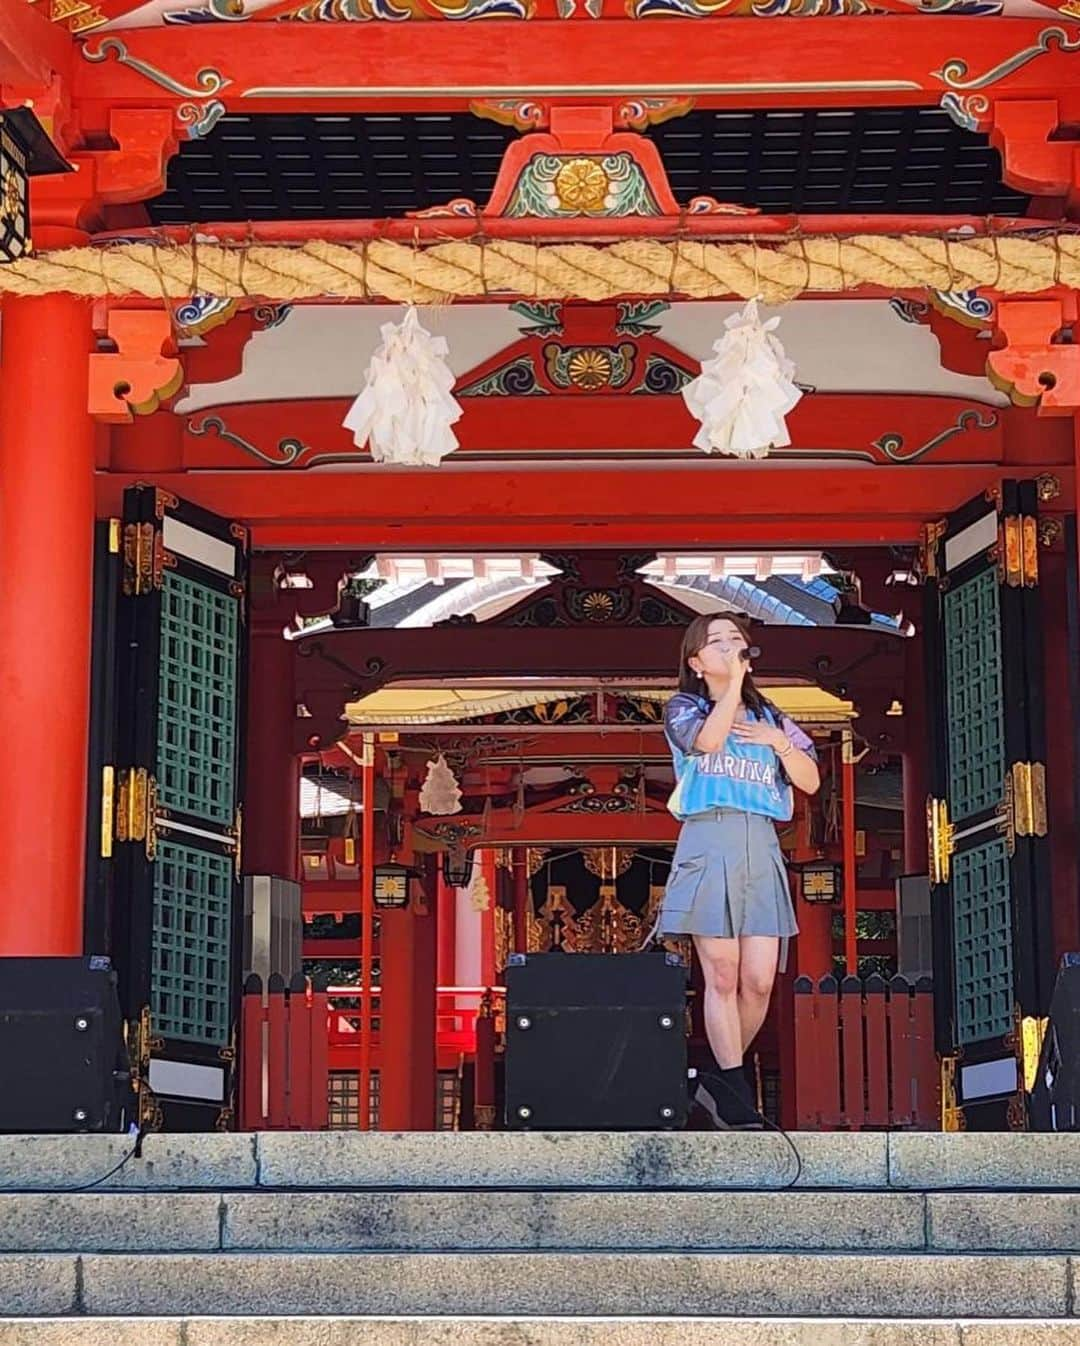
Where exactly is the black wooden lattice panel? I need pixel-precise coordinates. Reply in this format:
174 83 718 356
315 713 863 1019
148 107 1029 223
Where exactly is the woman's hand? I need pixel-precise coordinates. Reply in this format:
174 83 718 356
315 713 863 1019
704 648 747 703
731 720 788 752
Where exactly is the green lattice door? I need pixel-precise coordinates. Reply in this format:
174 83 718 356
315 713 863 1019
924 479 1053 1130
111 487 248 1130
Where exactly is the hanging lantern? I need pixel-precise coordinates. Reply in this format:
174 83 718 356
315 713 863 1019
682 298 802 459
342 306 462 466
373 861 418 909
419 753 463 816
800 860 842 905
442 846 475 888
0 109 71 264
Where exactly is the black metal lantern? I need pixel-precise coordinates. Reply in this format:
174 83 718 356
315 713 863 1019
442 847 475 889
800 859 841 905
0 109 71 264
373 861 416 909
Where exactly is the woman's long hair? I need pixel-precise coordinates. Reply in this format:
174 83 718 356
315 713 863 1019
677 612 777 721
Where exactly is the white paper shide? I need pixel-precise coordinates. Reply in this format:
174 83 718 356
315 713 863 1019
419 753 463 816
343 307 462 466
682 299 802 459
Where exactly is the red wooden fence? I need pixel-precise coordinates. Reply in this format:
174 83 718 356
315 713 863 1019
239 972 330 1130
793 974 938 1130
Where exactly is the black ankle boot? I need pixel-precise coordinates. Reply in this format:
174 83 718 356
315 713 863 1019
696 1066 764 1130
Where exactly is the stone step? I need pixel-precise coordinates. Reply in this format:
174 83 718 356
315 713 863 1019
0 1320 1079 1346
5 1132 1080 1194
2 1190 1079 1254
0 1252 1073 1318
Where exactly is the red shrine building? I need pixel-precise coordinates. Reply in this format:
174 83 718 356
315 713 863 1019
1 0 1079 1136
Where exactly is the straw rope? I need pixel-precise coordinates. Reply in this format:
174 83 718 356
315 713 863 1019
2 233 1078 301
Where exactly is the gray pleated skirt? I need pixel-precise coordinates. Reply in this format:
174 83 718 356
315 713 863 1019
657 809 798 962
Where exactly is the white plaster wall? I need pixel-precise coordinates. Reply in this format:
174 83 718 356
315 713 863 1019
180 299 1006 412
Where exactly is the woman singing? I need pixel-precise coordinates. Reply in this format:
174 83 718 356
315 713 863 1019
659 614 820 1129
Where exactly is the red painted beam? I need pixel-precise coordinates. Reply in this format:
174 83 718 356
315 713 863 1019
74 18 1080 118
176 393 1007 468
96 464 1068 550
0 0 72 91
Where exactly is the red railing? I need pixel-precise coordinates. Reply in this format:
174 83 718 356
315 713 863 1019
793 973 938 1130
322 984 504 1055
239 972 330 1130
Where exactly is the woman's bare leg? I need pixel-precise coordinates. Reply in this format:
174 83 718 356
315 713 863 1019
693 934 743 1069
737 935 780 1052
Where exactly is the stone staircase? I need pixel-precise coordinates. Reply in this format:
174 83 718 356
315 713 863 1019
1 1130 1079 1344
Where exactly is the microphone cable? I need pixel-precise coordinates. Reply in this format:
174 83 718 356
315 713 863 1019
694 1067 804 1190
19 1124 148 1196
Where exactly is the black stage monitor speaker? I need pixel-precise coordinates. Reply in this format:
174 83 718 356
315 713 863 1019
1031 953 1080 1132
504 951 688 1130
0 956 133 1133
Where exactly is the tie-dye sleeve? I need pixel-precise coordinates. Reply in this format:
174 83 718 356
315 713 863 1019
781 715 817 760
664 694 708 755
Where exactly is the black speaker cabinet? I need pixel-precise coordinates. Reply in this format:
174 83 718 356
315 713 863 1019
504 951 688 1130
0 956 133 1133
1031 954 1080 1132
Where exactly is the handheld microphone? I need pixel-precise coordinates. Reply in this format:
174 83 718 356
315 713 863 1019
740 646 762 661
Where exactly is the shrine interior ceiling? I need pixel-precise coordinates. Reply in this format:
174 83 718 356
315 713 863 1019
177 298 1007 412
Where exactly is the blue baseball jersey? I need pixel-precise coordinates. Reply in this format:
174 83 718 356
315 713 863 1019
664 692 816 822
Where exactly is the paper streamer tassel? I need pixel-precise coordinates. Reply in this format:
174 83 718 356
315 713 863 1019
682 299 803 459
343 306 462 466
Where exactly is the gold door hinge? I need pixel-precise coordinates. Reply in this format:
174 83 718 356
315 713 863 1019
100 765 115 859
1012 762 1048 838
941 1055 965 1132
107 518 121 555
128 1006 164 1131
1022 515 1039 586
122 522 164 595
920 519 947 582
999 515 1039 588
115 768 158 859
927 796 954 886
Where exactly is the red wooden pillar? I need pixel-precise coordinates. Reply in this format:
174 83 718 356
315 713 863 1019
379 907 414 1130
793 793 833 980
480 850 498 988
0 295 95 955
359 734 375 1129
380 901 437 1130
244 595 300 881
410 893 437 1129
436 869 455 987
